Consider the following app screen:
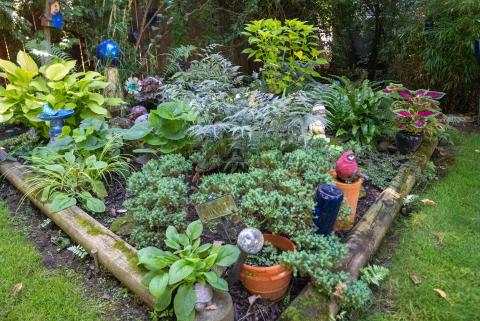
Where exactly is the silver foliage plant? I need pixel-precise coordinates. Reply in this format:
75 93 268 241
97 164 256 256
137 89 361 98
161 45 330 151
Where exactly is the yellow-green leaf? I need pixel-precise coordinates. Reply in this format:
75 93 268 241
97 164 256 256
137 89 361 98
0 59 19 75
0 112 13 122
44 60 76 81
88 93 105 106
88 103 108 115
17 51 38 75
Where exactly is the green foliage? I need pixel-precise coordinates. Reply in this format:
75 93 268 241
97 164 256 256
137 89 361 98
321 77 394 145
192 143 335 236
359 150 408 190
124 155 192 248
242 19 327 94
277 233 372 309
245 241 281 267
24 138 129 214
383 0 480 112
360 265 389 287
0 51 123 137
138 220 240 321
162 45 198 77
124 101 197 154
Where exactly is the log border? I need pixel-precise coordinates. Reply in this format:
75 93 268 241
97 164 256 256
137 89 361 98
280 138 438 321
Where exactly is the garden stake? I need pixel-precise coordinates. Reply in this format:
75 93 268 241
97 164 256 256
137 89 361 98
228 228 264 286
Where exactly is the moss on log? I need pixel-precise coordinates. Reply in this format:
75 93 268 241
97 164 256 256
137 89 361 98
280 139 438 321
0 161 156 308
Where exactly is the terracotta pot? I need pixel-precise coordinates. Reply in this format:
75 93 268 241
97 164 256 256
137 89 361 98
329 170 364 230
240 234 295 301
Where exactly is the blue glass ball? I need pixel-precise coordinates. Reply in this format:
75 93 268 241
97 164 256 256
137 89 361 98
96 39 122 64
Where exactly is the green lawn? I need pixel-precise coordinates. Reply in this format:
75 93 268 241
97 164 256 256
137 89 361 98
354 131 480 321
0 202 104 321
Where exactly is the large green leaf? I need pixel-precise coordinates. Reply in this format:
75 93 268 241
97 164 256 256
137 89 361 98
92 180 107 199
155 288 172 312
0 112 13 122
87 103 109 115
204 271 228 291
173 284 196 321
44 60 76 81
138 247 177 272
85 196 106 213
49 193 77 212
17 51 38 75
0 59 19 75
121 121 153 140
215 245 240 267
149 273 169 298
186 220 203 241
168 259 194 284
89 93 105 105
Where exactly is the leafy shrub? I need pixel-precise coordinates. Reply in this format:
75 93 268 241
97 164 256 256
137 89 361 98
278 233 372 308
192 143 335 236
123 101 197 154
358 150 408 190
25 138 130 213
124 155 192 248
0 51 122 136
242 19 327 94
321 77 394 145
138 220 240 320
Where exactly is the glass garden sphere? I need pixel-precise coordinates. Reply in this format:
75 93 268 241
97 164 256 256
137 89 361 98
96 39 122 64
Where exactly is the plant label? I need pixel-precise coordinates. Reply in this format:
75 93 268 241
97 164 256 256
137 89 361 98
195 194 238 223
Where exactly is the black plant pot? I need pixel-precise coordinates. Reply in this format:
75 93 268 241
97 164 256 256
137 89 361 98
396 131 423 154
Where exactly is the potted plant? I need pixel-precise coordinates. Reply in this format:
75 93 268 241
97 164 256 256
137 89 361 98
240 234 296 301
137 220 240 321
329 151 363 230
382 84 447 154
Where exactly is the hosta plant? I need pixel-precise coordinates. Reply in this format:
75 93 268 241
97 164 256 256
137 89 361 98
242 19 327 94
138 220 240 321
123 100 197 154
24 138 129 213
382 83 448 137
0 51 123 137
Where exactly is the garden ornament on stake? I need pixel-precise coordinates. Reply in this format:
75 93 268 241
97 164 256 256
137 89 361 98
40 0 64 64
227 227 264 286
38 104 74 142
96 39 122 65
314 184 344 235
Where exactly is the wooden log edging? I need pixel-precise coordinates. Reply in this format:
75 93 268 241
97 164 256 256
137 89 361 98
280 139 438 321
0 161 156 308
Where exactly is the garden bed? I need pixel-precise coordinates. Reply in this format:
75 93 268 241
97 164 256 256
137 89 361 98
0 136 436 321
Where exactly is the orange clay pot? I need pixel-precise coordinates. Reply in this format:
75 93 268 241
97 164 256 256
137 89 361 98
240 234 296 301
329 170 364 231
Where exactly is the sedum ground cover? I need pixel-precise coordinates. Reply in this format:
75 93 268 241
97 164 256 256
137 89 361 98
353 131 480 321
0 202 104 321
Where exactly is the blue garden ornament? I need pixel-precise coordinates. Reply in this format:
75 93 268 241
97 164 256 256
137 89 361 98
38 104 74 142
96 39 122 65
313 184 344 236
51 12 63 30
475 39 480 65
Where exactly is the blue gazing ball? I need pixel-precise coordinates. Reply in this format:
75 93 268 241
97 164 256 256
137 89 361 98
96 39 122 65
51 12 63 30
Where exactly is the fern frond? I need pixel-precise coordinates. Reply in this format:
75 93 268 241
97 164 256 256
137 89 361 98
360 264 389 286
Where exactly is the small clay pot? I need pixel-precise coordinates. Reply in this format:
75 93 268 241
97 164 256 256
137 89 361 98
329 170 364 231
240 234 295 302
395 131 423 154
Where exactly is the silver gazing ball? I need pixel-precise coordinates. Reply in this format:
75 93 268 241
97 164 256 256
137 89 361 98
237 228 264 255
